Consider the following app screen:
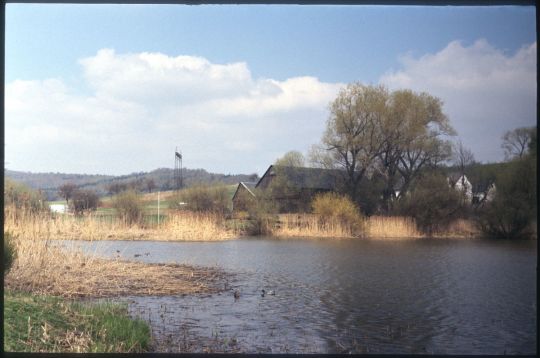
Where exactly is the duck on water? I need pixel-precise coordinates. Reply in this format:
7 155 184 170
261 289 275 297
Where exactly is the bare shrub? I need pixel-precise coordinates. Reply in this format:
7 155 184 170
112 190 144 225
171 185 230 215
4 178 48 214
396 172 462 235
311 192 364 236
70 190 100 215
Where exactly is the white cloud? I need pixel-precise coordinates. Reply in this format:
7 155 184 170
380 39 537 163
6 50 342 175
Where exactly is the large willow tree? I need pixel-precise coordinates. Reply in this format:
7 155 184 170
318 83 389 199
378 89 455 210
313 83 455 210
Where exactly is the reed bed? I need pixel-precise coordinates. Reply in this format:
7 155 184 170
269 214 476 239
432 218 479 238
273 214 361 238
5 238 225 298
4 206 237 242
4 205 228 298
366 216 423 239
159 212 236 241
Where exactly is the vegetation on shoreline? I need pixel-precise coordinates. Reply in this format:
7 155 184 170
4 290 151 353
4 215 226 298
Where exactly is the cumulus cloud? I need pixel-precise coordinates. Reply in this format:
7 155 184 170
380 39 537 163
6 50 342 175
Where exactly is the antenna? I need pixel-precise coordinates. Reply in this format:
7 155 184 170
174 147 183 191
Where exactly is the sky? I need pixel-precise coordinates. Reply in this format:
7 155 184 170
4 4 537 176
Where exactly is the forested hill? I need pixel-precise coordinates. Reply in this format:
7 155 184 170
4 168 259 200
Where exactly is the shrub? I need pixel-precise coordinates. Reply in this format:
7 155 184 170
112 190 144 225
4 232 17 275
396 172 462 235
475 156 536 239
312 192 364 234
171 185 230 215
70 189 100 215
4 178 47 214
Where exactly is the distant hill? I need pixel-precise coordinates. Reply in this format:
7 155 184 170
4 168 259 201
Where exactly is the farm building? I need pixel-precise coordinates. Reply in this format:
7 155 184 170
233 165 345 213
231 182 257 212
49 203 67 213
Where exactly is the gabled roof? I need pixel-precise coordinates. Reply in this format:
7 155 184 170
447 172 470 186
232 181 257 201
256 165 344 190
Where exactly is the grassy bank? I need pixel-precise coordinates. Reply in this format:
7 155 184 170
4 290 150 353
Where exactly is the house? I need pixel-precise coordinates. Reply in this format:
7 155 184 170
231 182 257 212
49 203 67 213
472 182 496 206
232 165 344 213
447 173 496 206
447 173 473 201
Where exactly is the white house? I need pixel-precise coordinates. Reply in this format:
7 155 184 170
49 204 67 213
448 173 473 201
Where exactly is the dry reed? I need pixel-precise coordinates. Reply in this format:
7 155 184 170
4 205 228 298
269 214 476 239
159 211 236 241
432 218 479 238
4 206 238 242
272 214 361 238
365 216 423 239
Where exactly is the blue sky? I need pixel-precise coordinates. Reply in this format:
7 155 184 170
5 4 537 175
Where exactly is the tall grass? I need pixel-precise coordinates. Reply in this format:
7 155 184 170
366 216 423 239
4 205 238 242
4 205 227 298
273 214 362 238
161 211 237 241
271 214 477 239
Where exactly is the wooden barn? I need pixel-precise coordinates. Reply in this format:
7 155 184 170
231 182 257 212
232 165 344 213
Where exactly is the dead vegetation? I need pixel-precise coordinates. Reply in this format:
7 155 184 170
5 205 238 242
271 214 478 239
4 205 227 298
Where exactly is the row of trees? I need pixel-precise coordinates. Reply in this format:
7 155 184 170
267 83 536 239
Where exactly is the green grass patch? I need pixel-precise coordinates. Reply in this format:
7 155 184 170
4 290 151 353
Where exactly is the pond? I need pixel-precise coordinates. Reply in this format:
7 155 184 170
65 237 537 354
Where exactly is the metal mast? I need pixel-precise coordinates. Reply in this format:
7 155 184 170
174 147 183 191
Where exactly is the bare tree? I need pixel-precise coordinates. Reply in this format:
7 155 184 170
70 189 100 215
146 178 156 193
502 127 535 160
453 140 475 175
108 182 128 195
58 183 77 205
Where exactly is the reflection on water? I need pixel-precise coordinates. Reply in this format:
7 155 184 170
64 238 537 354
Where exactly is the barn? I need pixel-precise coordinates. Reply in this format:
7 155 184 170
231 182 257 212
232 165 344 213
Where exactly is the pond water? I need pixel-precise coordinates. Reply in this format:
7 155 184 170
65 238 537 354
